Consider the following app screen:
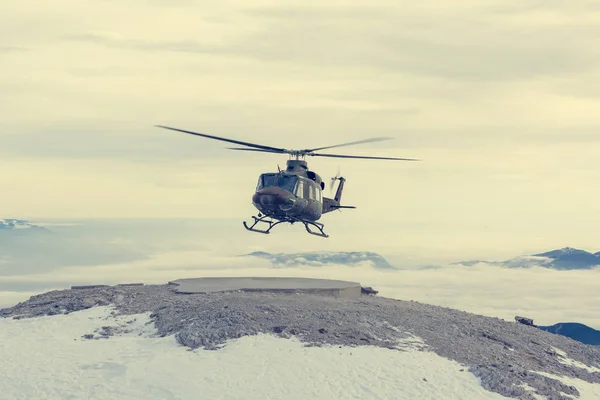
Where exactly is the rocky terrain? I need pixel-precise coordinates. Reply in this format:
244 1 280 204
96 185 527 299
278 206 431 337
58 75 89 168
2 284 600 400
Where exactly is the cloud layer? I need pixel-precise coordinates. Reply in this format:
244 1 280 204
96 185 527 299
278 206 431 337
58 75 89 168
3 248 600 330
1 220 600 331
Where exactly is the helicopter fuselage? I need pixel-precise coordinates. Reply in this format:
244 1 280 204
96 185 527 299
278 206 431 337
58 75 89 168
252 160 324 222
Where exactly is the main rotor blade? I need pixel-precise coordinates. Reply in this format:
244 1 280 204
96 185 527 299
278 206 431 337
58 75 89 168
156 125 286 153
305 137 393 152
227 147 285 154
311 152 420 161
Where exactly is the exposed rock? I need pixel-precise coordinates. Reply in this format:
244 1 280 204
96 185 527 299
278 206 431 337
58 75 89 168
515 316 535 327
361 286 378 295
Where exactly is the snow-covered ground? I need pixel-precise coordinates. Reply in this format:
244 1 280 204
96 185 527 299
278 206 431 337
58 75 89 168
551 347 600 374
0 305 513 400
528 372 600 400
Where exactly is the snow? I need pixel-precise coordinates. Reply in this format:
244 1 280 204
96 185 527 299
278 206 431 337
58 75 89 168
517 383 545 400
531 371 600 400
551 347 600 374
558 247 579 255
0 306 511 400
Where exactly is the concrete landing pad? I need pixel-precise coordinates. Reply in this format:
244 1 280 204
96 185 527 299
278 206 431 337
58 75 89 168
168 277 362 298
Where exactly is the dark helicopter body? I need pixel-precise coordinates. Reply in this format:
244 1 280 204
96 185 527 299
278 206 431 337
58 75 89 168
252 160 347 226
252 171 323 222
156 125 418 237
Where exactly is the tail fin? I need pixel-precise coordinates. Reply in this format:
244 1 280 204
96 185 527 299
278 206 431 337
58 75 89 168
323 177 355 214
334 177 345 203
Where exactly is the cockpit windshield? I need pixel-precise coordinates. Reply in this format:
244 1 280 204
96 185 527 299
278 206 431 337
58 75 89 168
277 175 298 192
258 173 277 190
256 173 298 193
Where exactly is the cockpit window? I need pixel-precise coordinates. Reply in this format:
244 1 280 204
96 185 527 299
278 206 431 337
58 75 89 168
259 174 277 189
277 175 298 192
256 173 298 193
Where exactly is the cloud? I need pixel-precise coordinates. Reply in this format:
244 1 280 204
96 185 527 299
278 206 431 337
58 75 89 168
0 46 29 52
2 219 600 329
65 32 222 55
0 123 237 160
4 1 600 153
236 8 593 81
62 4 600 82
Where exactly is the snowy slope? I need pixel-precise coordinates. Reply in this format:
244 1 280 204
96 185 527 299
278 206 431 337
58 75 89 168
0 305 511 400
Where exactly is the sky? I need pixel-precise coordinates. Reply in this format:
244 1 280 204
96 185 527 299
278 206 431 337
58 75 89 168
2 0 600 257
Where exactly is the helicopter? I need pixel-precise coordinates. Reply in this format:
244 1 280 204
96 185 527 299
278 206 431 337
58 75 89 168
156 125 419 238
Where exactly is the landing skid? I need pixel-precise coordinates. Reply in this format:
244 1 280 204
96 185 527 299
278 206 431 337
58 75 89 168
303 221 328 238
243 214 329 238
242 215 285 234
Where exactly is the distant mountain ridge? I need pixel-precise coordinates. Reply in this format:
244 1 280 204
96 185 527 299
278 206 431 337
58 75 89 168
455 247 600 270
0 219 47 231
243 251 395 269
538 323 600 346
515 316 600 346
532 247 600 270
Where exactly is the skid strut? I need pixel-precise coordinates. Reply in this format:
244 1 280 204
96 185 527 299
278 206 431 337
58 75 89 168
243 214 285 234
303 221 328 238
243 214 329 238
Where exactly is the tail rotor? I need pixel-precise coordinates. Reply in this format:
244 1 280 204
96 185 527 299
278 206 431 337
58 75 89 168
329 167 341 193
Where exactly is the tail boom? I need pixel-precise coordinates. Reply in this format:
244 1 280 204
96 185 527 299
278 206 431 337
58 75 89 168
322 177 355 214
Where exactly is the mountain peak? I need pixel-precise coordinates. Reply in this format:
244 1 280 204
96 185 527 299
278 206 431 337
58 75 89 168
533 247 591 258
454 247 600 270
558 246 579 254
530 247 600 270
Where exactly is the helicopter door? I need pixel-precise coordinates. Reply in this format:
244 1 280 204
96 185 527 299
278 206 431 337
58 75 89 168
308 184 316 201
295 179 305 198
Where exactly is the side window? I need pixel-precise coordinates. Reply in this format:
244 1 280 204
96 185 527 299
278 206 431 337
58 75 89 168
295 180 305 198
308 185 315 200
316 186 322 202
